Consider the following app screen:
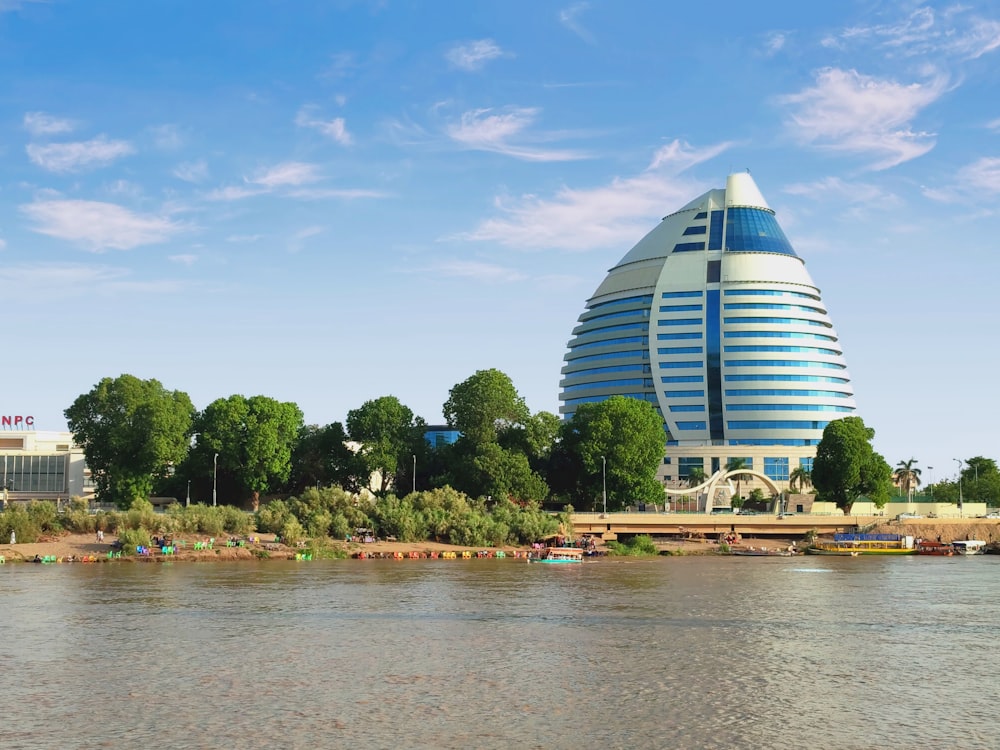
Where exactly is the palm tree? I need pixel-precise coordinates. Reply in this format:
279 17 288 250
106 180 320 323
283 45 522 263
685 466 706 513
725 458 752 503
789 466 812 493
894 458 922 499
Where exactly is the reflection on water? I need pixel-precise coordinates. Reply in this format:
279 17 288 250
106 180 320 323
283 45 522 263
1 556 997 749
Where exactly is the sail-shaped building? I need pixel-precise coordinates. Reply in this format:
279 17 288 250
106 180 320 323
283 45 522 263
559 172 855 495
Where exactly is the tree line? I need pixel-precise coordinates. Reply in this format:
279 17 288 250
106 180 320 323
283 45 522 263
64 370 667 511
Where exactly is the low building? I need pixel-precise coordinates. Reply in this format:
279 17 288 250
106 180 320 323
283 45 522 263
0 428 93 505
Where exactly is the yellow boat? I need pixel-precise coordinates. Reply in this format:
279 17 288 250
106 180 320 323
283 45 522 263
806 534 916 556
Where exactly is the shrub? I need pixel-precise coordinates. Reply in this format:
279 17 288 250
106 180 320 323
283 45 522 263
117 526 152 554
0 505 41 544
607 534 659 556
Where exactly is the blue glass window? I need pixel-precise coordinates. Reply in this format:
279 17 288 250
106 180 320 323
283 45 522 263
725 389 850 398
678 456 704 477
658 319 702 327
591 295 654 309
724 303 824 313
727 457 753 471
730 439 818 446
566 351 646 364
659 361 703 368
576 322 648 335
799 457 814 472
705 288 722 441
563 393 654 406
661 375 704 383
724 317 827 327
675 421 707 431
583 309 649 323
694 212 708 220
683 225 707 236
670 404 706 412
724 345 840 355
724 360 845 369
658 332 703 340
658 346 703 354
725 404 853 412
708 210 724 250
567 364 649 377
725 208 796 256
562 378 648 392
724 289 817 300
724 331 837 341
571 336 646 351
707 260 721 283
659 305 703 313
764 457 790 481
728 421 831 431
673 242 706 253
662 291 704 299
665 390 705 397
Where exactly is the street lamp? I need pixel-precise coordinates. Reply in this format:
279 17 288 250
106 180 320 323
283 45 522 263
928 466 933 499
186 479 191 508
954 458 963 516
213 452 219 508
601 455 607 516
412 454 416 495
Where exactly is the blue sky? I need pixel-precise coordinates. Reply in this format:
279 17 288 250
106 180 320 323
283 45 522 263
2 0 998 483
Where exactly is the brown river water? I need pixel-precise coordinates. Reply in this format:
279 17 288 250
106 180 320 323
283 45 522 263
1 555 997 750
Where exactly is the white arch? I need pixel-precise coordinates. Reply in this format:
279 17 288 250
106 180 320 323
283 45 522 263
663 469 781 500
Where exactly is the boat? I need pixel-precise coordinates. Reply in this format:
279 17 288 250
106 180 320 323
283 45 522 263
916 540 955 556
952 540 987 555
529 547 585 564
806 533 916 556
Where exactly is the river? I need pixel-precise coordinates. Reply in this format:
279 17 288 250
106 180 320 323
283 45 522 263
0 555 997 749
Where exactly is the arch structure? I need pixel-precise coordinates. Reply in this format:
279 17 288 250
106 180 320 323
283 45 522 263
663 469 781 511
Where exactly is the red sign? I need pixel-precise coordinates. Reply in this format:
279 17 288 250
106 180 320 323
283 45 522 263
1 416 34 428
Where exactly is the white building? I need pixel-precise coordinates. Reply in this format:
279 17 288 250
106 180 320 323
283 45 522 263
0 424 92 505
560 172 855 498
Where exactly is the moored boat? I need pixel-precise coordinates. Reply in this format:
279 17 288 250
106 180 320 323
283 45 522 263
916 540 955 556
952 540 987 555
529 547 585 564
806 533 916 556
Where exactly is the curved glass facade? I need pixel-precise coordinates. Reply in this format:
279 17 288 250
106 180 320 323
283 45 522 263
559 172 856 487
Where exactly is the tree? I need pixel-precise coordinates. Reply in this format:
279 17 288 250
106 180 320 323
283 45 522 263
811 416 893 514
195 395 303 507
789 466 812 493
960 456 999 506
443 369 529 445
893 458 921 498
65 374 195 508
559 396 665 510
347 396 425 495
725 457 752 501
287 422 360 494
687 466 706 488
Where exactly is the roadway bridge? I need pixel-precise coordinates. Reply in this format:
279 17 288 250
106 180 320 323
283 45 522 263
571 511 880 540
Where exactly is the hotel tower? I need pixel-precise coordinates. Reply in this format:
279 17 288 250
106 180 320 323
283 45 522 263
559 172 855 493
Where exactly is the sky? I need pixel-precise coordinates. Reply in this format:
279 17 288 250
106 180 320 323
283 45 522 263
1 0 998 484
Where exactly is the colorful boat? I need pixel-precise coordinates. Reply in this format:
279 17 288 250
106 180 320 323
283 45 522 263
806 533 916 556
529 547 584 564
916 540 955 556
952 540 987 555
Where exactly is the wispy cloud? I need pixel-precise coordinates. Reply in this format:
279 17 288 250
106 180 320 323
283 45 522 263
252 161 322 187
445 39 507 71
23 111 74 136
923 157 1000 202
26 136 135 173
286 187 389 200
149 124 183 150
762 31 787 57
226 234 262 243
783 176 896 204
559 2 594 44
287 225 325 253
456 139 729 251
446 107 588 162
295 107 352 145
987 117 1000 132
20 199 186 251
173 159 209 183
833 6 1000 61
168 254 198 266
432 259 527 283
778 67 947 170
0 237 6 250
0 1 49 14
0 262 188 297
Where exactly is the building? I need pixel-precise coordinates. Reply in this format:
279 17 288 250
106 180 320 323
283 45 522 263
559 172 855 501
424 425 460 449
0 426 93 505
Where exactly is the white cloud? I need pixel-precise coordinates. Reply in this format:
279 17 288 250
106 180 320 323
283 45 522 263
23 111 74 136
446 107 588 162
445 39 506 71
287 225 324 253
835 6 1000 61
559 2 594 43
26 136 135 173
206 185 266 201
226 234 262 243
779 67 946 170
0 237 6 250
149 124 183 150
295 108 352 145
457 139 728 251
286 187 389 200
762 31 786 56
20 199 186 251
987 117 1000 132
168 254 197 266
173 159 209 183
782 176 895 204
251 161 322 187
433 259 526 283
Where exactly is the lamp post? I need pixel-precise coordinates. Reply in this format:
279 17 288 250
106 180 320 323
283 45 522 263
928 466 933 499
601 455 607 516
213 453 219 508
186 479 191 508
954 458 963 516
412 454 416 495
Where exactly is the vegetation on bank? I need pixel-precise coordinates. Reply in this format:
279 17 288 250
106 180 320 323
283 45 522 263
606 534 659 556
0 486 567 550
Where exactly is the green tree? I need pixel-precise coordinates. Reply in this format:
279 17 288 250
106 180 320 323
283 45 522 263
559 396 665 510
811 416 893 514
893 458 921 497
789 466 812 493
687 466 706 487
195 395 303 507
443 369 529 445
287 422 360 493
65 374 195 508
347 396 425 495
725 457 752 501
